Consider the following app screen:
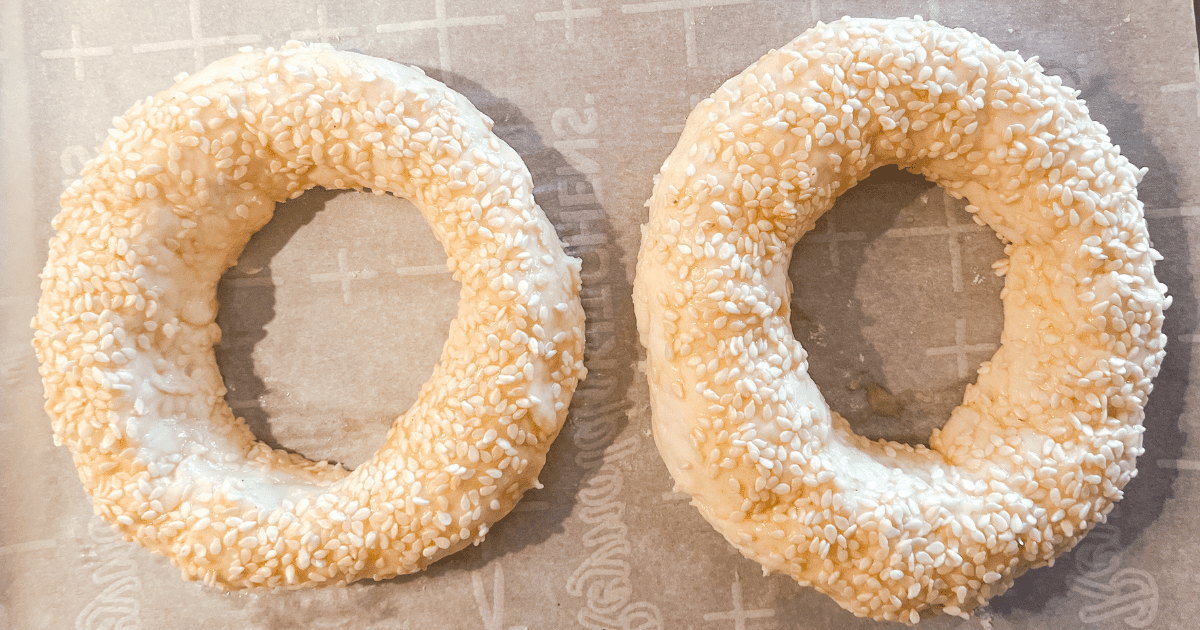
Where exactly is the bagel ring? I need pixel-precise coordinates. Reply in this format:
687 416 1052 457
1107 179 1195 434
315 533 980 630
32 42 586 589
634 17 1168 622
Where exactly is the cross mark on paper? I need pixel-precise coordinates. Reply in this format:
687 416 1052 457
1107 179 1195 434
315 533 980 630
883 199 987 293
377 0 507 74
41 25 114 82
804 217 866 271
924 317 997 379
291 4 359 42
621 0 752 68
310 248 379 305
131 0 261 71
703 572 775 630
535 1 603 42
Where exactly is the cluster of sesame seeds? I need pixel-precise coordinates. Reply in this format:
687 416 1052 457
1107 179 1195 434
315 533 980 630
633 17 1168 624
32 42 585 589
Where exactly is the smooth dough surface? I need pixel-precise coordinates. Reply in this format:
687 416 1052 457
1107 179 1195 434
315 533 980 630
634 17 1168 623
33 42 586 589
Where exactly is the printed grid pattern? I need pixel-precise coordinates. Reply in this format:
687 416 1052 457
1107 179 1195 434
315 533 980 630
4 1 1200 629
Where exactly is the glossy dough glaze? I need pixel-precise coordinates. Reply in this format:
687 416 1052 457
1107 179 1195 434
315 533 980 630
32 42 586 589
633 17 1168 623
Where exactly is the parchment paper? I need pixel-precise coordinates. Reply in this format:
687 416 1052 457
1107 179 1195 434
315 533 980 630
2 1 1198 629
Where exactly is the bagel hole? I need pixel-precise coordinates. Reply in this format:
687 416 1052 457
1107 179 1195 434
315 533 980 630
788 166 1006 446
215 188 458 469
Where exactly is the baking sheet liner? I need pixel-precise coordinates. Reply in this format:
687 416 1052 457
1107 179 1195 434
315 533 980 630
2 1 1198 628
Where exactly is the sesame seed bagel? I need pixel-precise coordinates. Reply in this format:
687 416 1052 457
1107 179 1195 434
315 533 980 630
633 17 1168 623
32 42 586 589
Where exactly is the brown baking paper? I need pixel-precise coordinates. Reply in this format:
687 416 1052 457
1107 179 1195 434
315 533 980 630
2 1 1198 628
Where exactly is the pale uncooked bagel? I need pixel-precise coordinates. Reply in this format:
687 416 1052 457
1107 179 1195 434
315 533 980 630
33 42 586 589
634 17 1168 623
